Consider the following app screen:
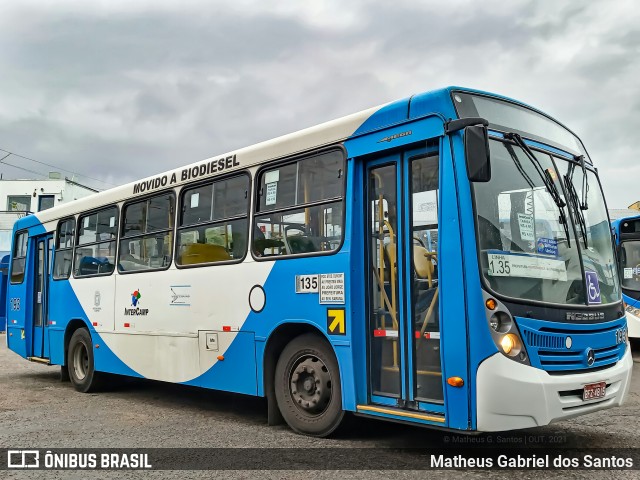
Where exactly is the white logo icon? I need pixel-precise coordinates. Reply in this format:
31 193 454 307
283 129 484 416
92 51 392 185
8 450 39 469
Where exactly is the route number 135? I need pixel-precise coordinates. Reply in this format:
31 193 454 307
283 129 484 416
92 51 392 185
295 274 319 293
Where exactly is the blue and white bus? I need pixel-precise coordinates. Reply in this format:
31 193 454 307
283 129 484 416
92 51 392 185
5 87 632 436
611 214 640 339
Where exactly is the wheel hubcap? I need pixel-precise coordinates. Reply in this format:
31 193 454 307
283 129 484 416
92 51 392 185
290 355 332 415
72 343 89 381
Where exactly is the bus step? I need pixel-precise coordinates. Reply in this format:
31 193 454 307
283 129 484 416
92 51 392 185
27 357 51 365
382 366 441 376
356 405 445 424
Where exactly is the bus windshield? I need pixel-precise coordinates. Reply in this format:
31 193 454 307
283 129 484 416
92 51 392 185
473 139 620 307
454 92 588 158
620 241 640 291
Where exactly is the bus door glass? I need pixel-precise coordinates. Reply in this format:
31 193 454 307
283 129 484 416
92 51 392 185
365 149 443 411
367 159 402 399
32 234 52 358
408 153 443 404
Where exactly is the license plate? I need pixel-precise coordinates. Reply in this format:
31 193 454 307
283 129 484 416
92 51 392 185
583 382 606 401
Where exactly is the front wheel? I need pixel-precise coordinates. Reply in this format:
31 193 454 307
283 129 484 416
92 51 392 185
67 328 102 393
275 333 344 437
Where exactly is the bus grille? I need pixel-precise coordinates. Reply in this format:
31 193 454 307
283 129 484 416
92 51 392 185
523 331 564 349
517 317 626 373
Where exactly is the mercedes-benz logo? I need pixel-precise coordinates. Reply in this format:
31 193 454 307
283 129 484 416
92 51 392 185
586 348 595 367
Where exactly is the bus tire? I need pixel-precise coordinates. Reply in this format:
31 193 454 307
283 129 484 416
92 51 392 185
275 333 344 437
67 328 102 393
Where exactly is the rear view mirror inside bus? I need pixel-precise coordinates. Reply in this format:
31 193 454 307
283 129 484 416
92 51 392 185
465 125 491 182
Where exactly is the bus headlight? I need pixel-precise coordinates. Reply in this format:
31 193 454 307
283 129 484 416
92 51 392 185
500 334 521 356
482 291 529 365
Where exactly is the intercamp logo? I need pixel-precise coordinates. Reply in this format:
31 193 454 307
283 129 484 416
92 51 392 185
7 450 39 468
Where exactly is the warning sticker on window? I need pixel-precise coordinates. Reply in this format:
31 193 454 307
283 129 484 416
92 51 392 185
265 182 278 205
585 270 601 305
517 213 535 241
319 273 345 304
624 268 633 279
536 237 558 257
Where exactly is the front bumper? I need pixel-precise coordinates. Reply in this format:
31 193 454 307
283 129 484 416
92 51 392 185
476 347 633 431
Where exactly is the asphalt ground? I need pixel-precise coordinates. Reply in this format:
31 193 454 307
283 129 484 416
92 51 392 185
1 333 639 479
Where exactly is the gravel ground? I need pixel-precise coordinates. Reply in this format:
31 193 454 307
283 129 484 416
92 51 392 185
1 333 639 479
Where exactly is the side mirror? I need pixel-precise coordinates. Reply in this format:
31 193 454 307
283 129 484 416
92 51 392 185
465 125 491 182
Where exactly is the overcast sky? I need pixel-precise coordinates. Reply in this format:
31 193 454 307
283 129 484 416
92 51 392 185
0 0 638 207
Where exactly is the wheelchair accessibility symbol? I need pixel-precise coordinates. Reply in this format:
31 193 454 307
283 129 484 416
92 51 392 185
585 271 601 305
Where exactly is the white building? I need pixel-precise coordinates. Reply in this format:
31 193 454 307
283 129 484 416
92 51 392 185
0 174 97 253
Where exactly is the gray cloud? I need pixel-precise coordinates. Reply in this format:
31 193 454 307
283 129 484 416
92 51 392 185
0 0 638 207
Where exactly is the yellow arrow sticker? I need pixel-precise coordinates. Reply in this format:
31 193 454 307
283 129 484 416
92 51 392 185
20 329 25 340
327 308 346 335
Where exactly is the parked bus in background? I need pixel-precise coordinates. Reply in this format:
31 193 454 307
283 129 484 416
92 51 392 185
5 87 632 436
611 214 640 340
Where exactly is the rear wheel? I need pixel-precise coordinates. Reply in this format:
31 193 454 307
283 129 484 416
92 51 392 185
67 328 102 393
275 333 344 437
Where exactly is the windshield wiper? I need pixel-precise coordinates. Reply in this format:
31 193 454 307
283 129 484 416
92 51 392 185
575 154 589 210
566 162 589 247
504 132 571 247
504 133 566 210
504 143 535 189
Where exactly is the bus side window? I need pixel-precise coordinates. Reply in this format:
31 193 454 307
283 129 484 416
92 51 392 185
10 231 28 284
176 174 249 266
53 218 75 280
118 192 175 272
74 206 118 277
252 150 345 258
